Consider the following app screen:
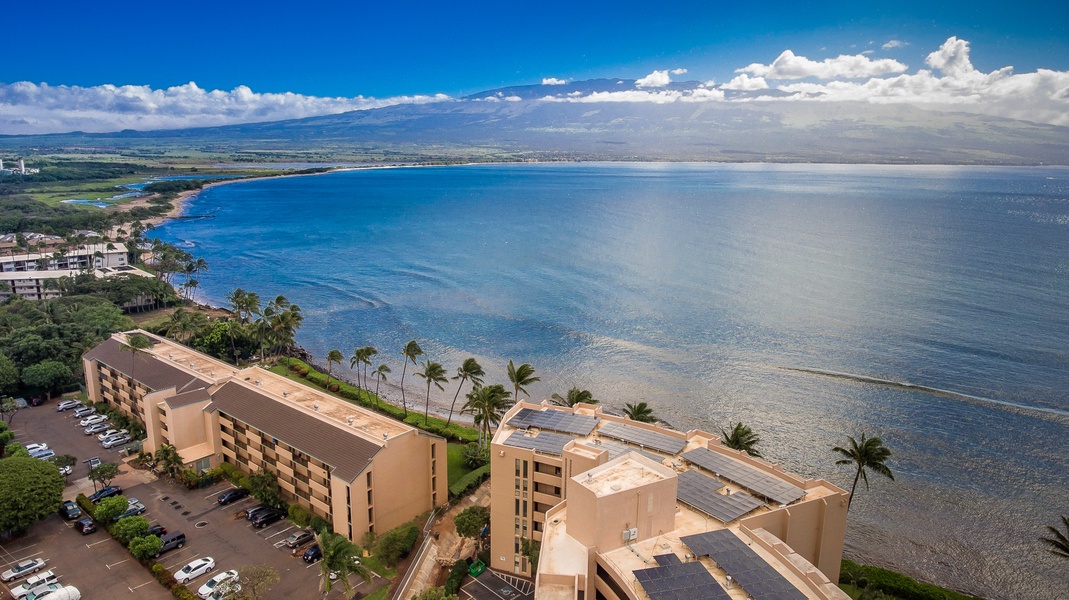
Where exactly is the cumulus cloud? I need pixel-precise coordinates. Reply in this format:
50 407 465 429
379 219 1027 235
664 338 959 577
882 40 907 50
670 68 688 75
721 74 769 91
635 70 672 88
0 81 449 134
542 77 567 85
738 50 907 79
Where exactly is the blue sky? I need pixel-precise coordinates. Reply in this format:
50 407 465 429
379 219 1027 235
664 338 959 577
2 1 1067 133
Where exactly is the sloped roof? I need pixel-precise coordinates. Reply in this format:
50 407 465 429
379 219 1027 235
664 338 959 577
210 380 382 483
164 388 213 409
84 336 209 393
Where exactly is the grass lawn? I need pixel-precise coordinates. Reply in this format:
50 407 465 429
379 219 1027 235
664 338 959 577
447 443 476 487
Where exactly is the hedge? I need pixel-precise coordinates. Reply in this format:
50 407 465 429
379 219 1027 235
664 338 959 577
449 465 490 498
171 585 198 600
444 559 469 595
75 493 95 518
840 560 980 600
288 504 311 527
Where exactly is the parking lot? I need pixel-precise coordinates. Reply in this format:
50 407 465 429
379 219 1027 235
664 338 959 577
2 399 385 599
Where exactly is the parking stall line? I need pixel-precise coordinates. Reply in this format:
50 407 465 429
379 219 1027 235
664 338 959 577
106 559 129 569
166 553 199 571
86 539 111 548
265 525 294 539
129 581 154 592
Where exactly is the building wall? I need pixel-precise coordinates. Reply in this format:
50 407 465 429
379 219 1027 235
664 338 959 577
363 430 446 536
740 490 849 582
491 443 568 577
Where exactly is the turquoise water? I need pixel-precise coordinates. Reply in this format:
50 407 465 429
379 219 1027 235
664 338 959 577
157 163 1069 598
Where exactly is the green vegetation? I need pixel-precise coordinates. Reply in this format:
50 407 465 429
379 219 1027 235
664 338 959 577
833 434 895 508
720 422 762 457
550 386 596 407
506 360 540 403
449 465 490 498
446 443 475 486
93 495 129 523
1041 515 1069 559
316 530 371 597
623 401 657 423
839 560 982 600
88 461 120 488
375 523 420 567
454 506 490 550
0 455 64 536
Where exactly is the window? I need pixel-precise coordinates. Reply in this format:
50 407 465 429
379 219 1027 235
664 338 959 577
515 459 521 477
366 471 372 487
431 444 436 459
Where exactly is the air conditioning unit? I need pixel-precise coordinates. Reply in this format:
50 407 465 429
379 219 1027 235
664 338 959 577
621 527 638 541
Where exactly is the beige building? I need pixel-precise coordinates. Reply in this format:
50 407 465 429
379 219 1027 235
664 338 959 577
83 330 447 541
490 402 850 600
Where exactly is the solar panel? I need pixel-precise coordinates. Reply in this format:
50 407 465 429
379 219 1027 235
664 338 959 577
597 421 687 455
633 560 731 600
503 430 574 455
676 470 764 523
584 439 665 463
507 408 599 436
681 530 808 600
682 448 805 505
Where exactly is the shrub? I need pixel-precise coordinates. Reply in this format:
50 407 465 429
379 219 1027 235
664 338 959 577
376 524 420 567
152 562 178 589
288 504 311 527
299 368 309 377
174 468 223 489
309 515 331 534
113 515 150 545
171 585 198 600
839 560 979 600
130 535 164 561
449 465 490 498
76 493 95 518
329 383 339 392
462 442 489 469
444 559 469 595
94 495 129 523
219 461 243 483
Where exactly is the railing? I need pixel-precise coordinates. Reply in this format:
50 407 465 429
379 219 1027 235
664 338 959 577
390 505 442 600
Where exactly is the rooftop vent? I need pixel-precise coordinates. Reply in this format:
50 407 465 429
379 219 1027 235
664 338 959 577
255 380 261 386
347 417 354 426
282 391 288 397
210 372 215 377
382 433 388 440
168 354 173 360
313 404 319 412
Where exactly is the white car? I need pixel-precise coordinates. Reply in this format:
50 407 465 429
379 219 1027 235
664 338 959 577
10 570 58 599
97 428 128 442
197 569 237 599
175 557 215 584
1 558 46 582
24 583 62 600
24 443 48 454
79 414 107 427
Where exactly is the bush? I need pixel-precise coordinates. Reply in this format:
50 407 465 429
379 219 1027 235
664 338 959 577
94 495 129 523
219 461 243 483
309 515 331 534
76 493 95 518
449 465 490 498
174 468 223 489
171 585 198 600
288 504 311 527
329 383 339 392
299 368 309 377
444 559 469 595
152 562 178 589
113 515 150 544
462 442 489 469
839 560 979 600
376 524 420 567
130 535 164 561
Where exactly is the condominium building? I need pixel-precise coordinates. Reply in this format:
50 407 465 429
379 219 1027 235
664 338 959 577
0 242 129 272
490 402 851 600
83 331 447 540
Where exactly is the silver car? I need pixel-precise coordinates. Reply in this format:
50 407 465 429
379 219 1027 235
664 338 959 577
101 434 132 449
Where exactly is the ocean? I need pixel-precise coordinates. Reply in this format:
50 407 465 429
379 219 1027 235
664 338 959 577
155 163 1069 599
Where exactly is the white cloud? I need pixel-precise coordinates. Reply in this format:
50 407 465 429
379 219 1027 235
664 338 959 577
670 68 688 75
542 77 567 85
635 70 672 88
721 74 769 91
739 50 907 79
882 40 907 50
0 81 449 134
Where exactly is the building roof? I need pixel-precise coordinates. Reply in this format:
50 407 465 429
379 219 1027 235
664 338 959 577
210 379 383 483
84 336 209 393
164 388 213 409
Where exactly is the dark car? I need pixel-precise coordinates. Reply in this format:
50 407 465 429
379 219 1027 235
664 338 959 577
302 544 322 563
154 532 186 557
244 503 270 520
75 518 96 534
88 485 123 503
59 500 81 520
29 396 45 407
251 508 285 528
285 529 314 548
217 488 250 505
147 524 167 537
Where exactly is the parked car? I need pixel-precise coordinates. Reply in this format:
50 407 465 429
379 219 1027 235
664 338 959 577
154 532 186 557
329 556 362 580
84 423 109 435
59 500 81 520
96 428 128 441
55 463 73 476
86 456 101 469
30 449 55 460
302 544 322 563
87 485 122 503
101 434 132 449
10 570 58 600
72 407 95 418
23 583 62 600
74 518 96 535
56 400 82 412
251 508 285 528
147 524 167 537
12 397 28 409
285 529 314 548
217 488 249 505
174 557 215 584
32 586 79 600
28 395 45 407
79 414 107 427
115 499 146 520
24 443 48 454
243 503 270 520
1 558 45 582
197 569 237 600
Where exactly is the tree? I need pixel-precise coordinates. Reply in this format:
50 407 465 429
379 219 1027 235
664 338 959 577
720 422 762 458
88 462 121 488
349 347 369 396
447 358 484 426
462 442 489 469
454 505 490 551
325 349 344 387
20 360 74 401
0 354 19 396
0 397 17 425
371 364 390 405
399 340 424 418
120 332 154 388
49 454 76 477
550 387 596 407
129 534 164 560
623 402 656 423
0 456 63 537
113 515 150 544
93 495 129 523
219 564 280 600
1041 515 1069 560
154 444 184 477
833 433 894 508
462 384 512 448
248 470 282 508
521 536 541 573
507 360 540 403
417 360 448 425
317 531 371 598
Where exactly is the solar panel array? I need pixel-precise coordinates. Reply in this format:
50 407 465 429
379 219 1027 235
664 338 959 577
597 421 687 455
632 558 731 600
681 530 808 600
585 439 665 464
503 430 574 455
681 448 805 505
676 470 763 523
507 408 599 436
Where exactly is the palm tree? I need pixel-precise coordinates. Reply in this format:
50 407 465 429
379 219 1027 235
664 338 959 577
1041 515 1069 559
507 360 540 403
120 332 154 388
623 402 656 423
462 384 512 448
372 364 390 405
325 349 344 387
720 422 762 458
316 531 371 598
154 444 184 477
416 360 448 425
349 347 369 395
359 346 377 399
551 387 596 407
447 358 485 426
833 434 894 508
398 340 424 418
